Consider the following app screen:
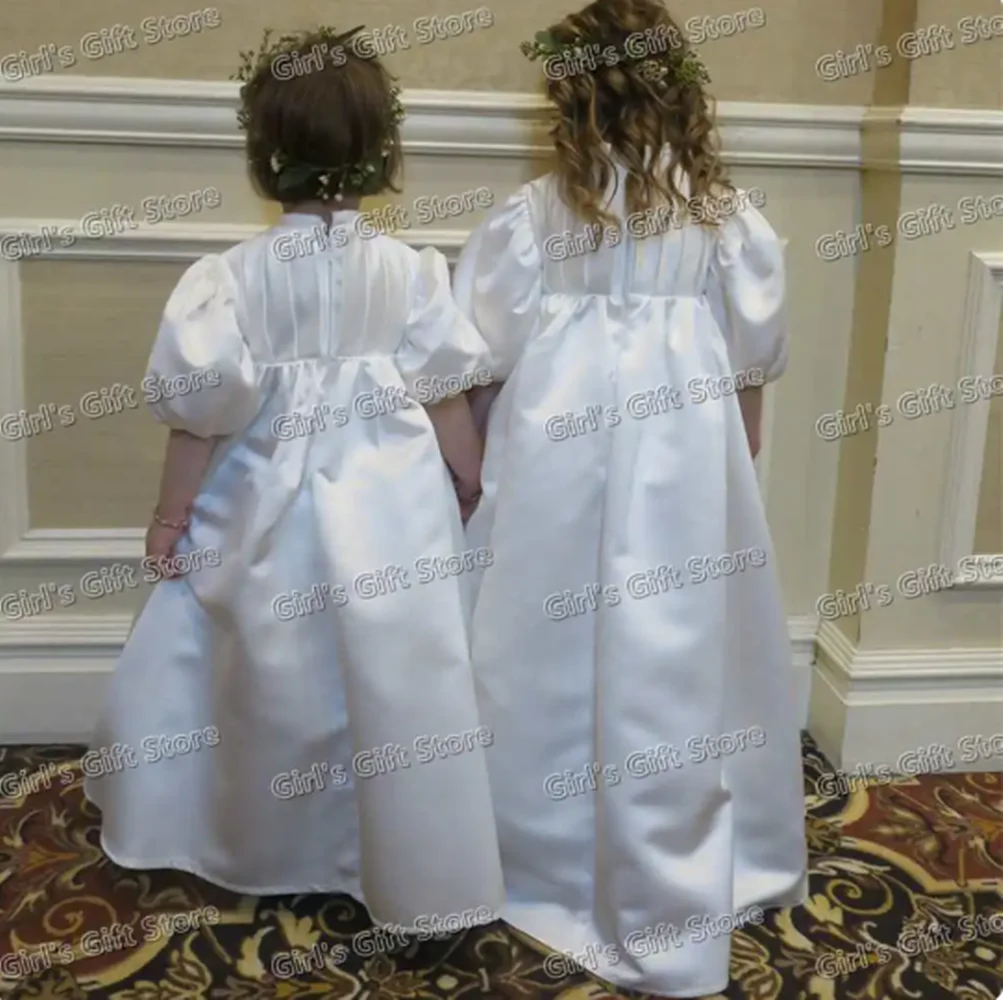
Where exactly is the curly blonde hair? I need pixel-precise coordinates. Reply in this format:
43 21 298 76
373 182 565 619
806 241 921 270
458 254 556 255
534 0 733 229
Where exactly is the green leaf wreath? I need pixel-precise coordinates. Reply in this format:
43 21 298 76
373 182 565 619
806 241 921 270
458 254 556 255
519 27 710 88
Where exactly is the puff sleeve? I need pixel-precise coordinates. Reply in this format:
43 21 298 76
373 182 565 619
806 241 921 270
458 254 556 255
452 187 542 380
395 247 492 404
145 255 260 438
706 202 789 384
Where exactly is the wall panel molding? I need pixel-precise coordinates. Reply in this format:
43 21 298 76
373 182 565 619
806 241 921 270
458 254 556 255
939 252 1003 588
0 219 465 263
0 259 29 558
3 529 145 563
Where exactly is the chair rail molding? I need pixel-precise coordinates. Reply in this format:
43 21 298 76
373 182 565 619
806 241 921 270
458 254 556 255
895 107 1003 177
0 77 1001 174
0 218 466 264
0 76 871 168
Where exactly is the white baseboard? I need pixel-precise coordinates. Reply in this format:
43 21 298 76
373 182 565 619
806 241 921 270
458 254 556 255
811 621 1003 772
9 614 999 768
0 614 818 744
788 614 817 729
0 615 131 744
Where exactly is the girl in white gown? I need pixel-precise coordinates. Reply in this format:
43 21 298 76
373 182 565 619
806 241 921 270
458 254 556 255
84 27 504 931
453 0 808 995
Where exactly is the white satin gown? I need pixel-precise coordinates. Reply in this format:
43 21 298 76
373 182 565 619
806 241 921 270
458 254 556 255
453 170 808 997
85 211 504 929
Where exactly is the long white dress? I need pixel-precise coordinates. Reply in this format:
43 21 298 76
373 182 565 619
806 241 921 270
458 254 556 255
84 210 504 930
452 166 808 996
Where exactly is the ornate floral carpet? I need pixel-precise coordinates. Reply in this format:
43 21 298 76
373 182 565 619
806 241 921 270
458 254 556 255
1 736 1000 1000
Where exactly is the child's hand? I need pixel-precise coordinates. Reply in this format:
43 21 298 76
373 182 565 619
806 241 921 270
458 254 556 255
455 478 482 525
145 520 186 579
458 495 480 524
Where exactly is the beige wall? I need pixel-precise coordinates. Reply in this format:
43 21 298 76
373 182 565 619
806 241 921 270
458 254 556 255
0 0 889 104
0 143 267 225
3 0 997 107
22 260 179 529
909 0 1003 108
824 0 916 646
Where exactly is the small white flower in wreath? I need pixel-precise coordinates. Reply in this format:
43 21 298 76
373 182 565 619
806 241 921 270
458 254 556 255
638 59 668 84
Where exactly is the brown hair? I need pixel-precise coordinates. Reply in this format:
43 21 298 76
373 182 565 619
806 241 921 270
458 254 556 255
540 0 733 229
240 29 403 205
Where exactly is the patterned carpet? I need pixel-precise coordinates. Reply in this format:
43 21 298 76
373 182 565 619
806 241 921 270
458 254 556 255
1 736 1000 1000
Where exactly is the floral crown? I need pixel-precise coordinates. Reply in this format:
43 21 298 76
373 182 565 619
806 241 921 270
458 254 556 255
520 28 710 88
230 26 406 200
